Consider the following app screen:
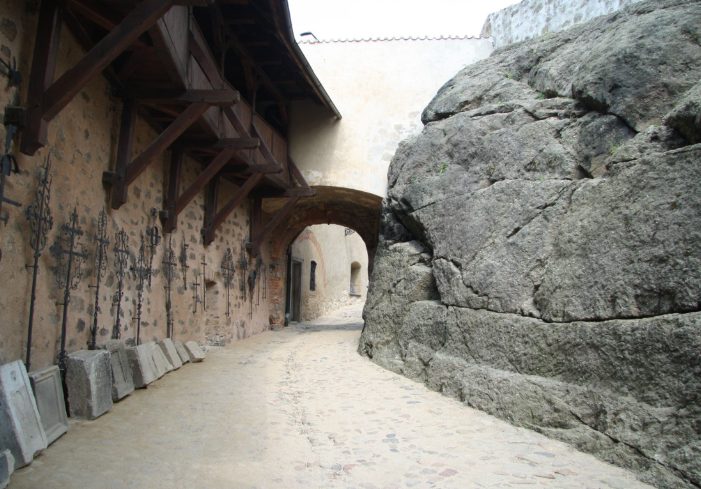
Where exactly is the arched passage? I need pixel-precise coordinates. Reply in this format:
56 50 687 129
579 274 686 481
260 186 382 326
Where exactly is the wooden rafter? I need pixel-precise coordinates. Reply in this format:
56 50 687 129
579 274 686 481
126 88 240 105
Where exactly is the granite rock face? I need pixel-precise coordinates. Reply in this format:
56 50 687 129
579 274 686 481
359 1 701 488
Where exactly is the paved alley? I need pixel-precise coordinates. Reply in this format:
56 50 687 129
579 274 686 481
9 305 651 489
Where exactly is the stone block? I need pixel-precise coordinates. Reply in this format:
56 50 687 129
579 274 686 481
149 342 173 378
1 450 14 489
158 339 183 370
184 341 206 363
104 341 134 401
0 360 47 469
173 340 191 364
126 344 157 388
66 350 113 419
29 365 68 445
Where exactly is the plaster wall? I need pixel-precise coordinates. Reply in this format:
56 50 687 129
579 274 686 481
0 1 272 369
289 38 494 197
482 0 645 47
290 224 368 321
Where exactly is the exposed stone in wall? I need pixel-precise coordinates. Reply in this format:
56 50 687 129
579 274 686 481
0 0 272 368
360 1 701 488
482 0 645 47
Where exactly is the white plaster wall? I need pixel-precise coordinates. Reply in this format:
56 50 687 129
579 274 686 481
482 0 645 47
291 225 368 321
289 38 494 197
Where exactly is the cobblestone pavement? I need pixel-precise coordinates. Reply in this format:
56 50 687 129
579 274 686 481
10 304 652 489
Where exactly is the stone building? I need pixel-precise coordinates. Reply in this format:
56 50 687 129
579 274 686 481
0 0 346 370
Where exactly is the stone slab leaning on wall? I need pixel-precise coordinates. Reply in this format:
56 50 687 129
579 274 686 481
0 361 47 469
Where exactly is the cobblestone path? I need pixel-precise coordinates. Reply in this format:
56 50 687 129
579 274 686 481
9 305 651 488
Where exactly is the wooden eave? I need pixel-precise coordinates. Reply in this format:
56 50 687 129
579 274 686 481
19 0 325 245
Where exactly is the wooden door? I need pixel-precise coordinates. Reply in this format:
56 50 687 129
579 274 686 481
291 260 302 322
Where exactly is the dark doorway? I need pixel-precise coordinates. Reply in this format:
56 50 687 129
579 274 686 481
289 259 302 322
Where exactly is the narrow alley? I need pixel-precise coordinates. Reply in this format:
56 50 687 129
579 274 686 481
8 305 650 489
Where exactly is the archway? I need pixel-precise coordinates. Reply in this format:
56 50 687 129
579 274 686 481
259 186 382 326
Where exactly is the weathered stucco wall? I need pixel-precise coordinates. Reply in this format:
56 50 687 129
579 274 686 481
290 224 368 321
0 0 272 369
289 38 494 197
482 0 645 47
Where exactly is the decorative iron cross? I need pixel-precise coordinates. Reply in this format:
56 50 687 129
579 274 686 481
50 206 88 374
88 209 109 349
145 208 161 287
220 248 235 318
131 234 150 345
179 233 189 291
111 228 129 340
238 240 248 301
191 269 201 314
24 156 53 371
162 235 177 338
200 255 207 311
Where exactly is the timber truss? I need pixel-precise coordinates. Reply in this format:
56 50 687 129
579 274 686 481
17 0 324 254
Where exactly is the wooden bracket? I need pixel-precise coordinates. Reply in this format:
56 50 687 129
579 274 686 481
174 147 236 217
104 101 210 209
202 176 220 245
161 147 184 233
203 172 263 245
126 88 240 106
22 0 178 155
249 196 300 256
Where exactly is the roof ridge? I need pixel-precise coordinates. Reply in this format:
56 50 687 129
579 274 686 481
298 34 486 44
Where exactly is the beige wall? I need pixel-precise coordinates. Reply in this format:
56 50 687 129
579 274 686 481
289 38 494 197
0 1 272 369
290 224 368 321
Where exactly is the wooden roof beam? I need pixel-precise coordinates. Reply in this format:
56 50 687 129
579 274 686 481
126 88 241 105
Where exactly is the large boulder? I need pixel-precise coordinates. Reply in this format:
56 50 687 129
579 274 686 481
359 1 701 488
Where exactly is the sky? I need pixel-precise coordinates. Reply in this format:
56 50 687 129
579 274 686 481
287 0 522 41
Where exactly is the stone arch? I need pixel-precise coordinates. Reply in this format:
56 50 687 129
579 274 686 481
262 186 382 326
265 186 382 265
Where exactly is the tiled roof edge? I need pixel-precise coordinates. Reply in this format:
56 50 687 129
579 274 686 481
298 35 487 44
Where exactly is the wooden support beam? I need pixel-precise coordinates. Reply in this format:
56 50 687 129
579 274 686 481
250 122 282 170
42 0 176 122
188 30 226 89
125 102 209 185
212 137 260 150
250 193 262 246
174 148 236 216
104 99 137 209
284 187 315 197
67 0 150 49
288 157 311 189
161 147 184 233
205 173 264 244
223 106 249 137
202 177 220 245
21 0 63 155
249 197 300 256
127 88 240 105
